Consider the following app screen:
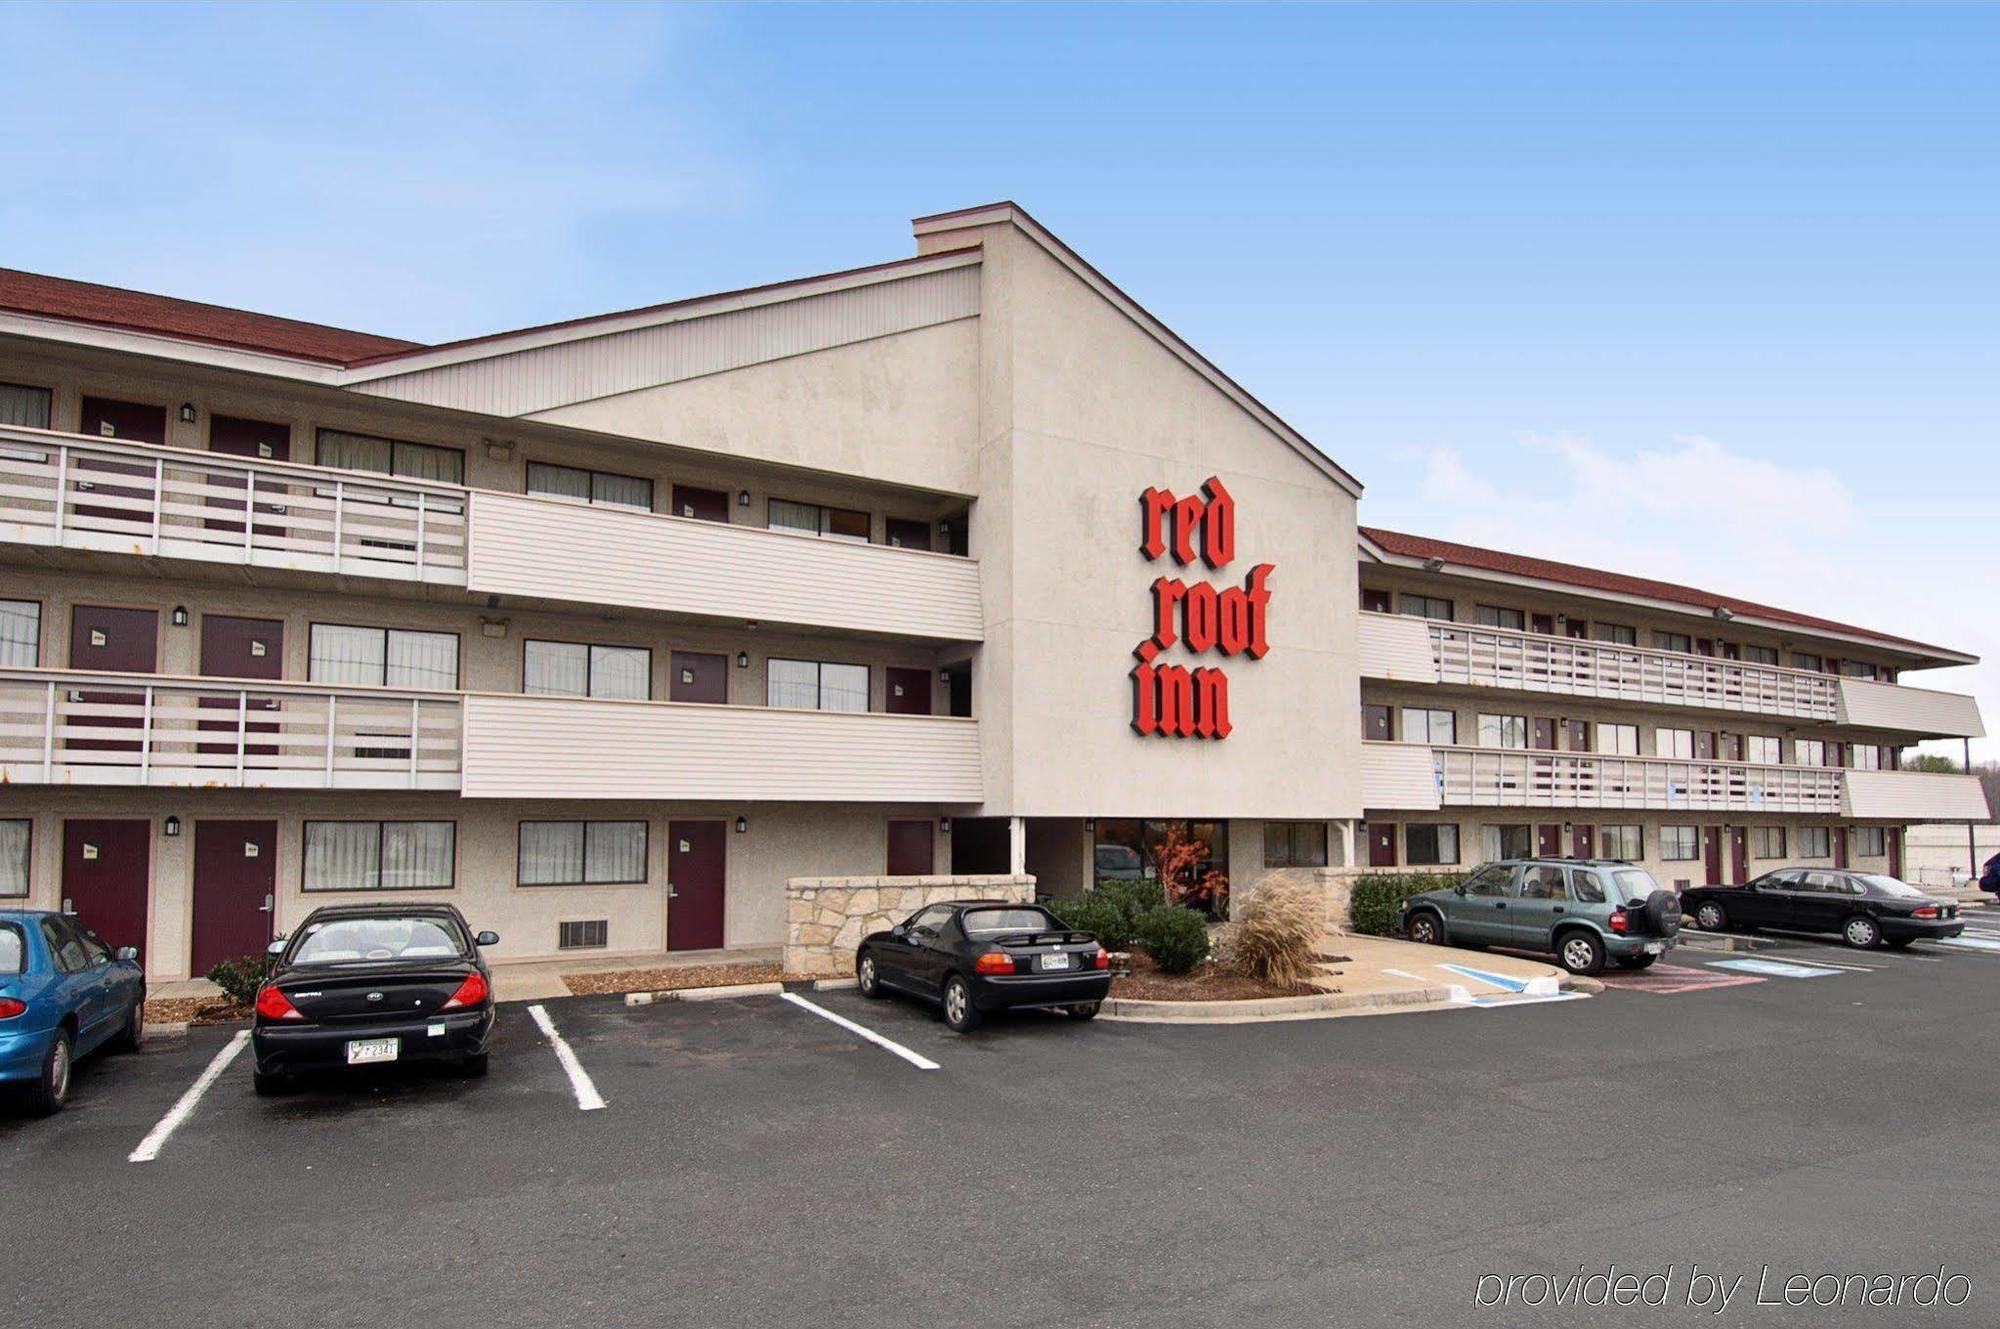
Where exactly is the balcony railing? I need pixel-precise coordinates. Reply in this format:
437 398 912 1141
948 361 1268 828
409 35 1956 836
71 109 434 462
0 426 467 584
0 668 461 789
1362 741 1844 815
1359 612 1842 723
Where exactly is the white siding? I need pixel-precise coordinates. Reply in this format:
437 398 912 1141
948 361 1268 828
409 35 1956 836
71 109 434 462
1843 770 1993 822
1838 677 1986 739
1357 612 1437 682
460 694 982 802
467 492 983 641
1362 741 1442 811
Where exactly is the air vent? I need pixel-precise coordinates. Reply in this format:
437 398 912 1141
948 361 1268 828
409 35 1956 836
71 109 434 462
558 919 608 950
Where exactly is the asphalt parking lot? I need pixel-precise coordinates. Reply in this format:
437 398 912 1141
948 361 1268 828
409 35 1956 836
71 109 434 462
6 913 1999 1329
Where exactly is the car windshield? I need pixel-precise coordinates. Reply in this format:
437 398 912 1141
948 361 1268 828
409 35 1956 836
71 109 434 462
1610 868 1661 903
0 923 22 975
1855 874 1927 898
289 915 468 965
962 907 1059 934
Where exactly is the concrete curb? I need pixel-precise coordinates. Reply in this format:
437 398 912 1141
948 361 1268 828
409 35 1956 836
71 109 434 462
810 978 858 991
625 981 785 1007
1675 930 1767 953
1102 984 1460 1024
140 1021 190 1043
1565 975 1605 995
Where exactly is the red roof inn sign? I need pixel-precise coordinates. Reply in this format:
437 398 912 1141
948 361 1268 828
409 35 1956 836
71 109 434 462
1131 477 1274 740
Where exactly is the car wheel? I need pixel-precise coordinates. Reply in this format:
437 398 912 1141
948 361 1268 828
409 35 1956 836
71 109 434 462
460 1053 490 1078
1556 931 1606 976
252 1069 293 1097
1613 954 1658 970
25 1028 74 1116
109 998 144 1054
941 975 982 1032
1695 902 1727 932
856 953 884 998
1066 1001 1101 1021
1842 916 1882 949
1405 912 1444 946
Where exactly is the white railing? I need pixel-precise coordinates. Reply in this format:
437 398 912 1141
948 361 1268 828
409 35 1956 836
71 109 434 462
1429 745 1844 814
0 426 467 584
0 668 461 789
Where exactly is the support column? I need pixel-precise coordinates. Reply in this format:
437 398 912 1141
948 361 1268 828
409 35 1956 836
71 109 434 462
1338 819 1357 870
1007 816 1027 875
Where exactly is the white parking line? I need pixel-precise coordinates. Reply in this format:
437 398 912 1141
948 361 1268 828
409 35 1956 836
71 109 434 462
129 1029 249 1164
527 1003 606 1111
778 992 940 1071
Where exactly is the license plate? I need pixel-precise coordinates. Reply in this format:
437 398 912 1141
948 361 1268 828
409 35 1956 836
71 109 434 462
1041 952 1072 971
345 1037 399 1065
1644 942 1665 955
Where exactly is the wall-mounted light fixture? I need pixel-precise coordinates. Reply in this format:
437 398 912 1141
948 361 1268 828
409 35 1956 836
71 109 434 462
484 439 515 461
480 617 508 639
163 816 181 837
738 489 752 507
939 667 952 682
1423 557 1446 572
734 816 748 834
1713 605 1735 622
736 651 750 669
939 818 951 835
1084 819 1095 833
171 605 189 627
177 403 197 424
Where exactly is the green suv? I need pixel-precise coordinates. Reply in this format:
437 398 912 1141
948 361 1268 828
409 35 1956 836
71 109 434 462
1398 859 1684 976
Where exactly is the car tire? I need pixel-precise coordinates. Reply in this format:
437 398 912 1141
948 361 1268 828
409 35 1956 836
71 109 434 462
856 952 884 998
1694 901 1728 932
24 1028 74 1117
1556 931 1606 977
941 974 982 1032
460 1053 490 1078
1613 954 1658 970
1405 911 1445 946
1066 1001 1101 1021
109 998 144 1054
1842 916 1882 949
252 1069 293 1097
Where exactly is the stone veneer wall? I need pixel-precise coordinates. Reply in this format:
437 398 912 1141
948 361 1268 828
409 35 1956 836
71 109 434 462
784 874 1037 977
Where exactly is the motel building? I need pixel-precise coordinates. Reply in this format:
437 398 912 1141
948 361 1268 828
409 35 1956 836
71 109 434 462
0 201 1988 984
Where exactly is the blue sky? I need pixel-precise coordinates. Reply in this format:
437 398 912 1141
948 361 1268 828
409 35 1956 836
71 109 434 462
3 3 1994 755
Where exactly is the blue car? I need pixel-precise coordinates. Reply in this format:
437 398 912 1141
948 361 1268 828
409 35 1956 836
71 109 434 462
1981 853 1999 897
1 911 147 1115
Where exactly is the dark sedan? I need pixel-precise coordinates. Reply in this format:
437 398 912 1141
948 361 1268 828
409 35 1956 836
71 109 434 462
251 903 499 1094
1682 868 1964 949
856 900 1111 1032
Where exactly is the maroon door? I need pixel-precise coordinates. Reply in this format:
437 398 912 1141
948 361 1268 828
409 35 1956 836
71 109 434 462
190 820 275 974
1571 824 1596 859
199 615 283 758
1530 613 1555 635
671 485 730 523
1366 823 1397 867
1566 719 1591 751
75 396 167 526
1531 718 1556 750
885 518 931 551
1702 827 1722 884
1362 704 1392 743
1564 618 1588 639
1695 731 1717 761
1887 829 1902 879
670 651 729 704
886 820 935 876
1695 638 1715 657
1833 827 1849 869
944 666 972 718
1729 828 1749 885
1360 588 1392 615
1721 642 1741 661
1536 824 1563 857
206 414 292 538
1722 733 1744 762
68 605 158 753
667 821 726 950
885 667 932 716
61 820 150 953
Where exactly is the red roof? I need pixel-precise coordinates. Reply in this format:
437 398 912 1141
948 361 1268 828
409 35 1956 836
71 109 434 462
0 267 422 365
1360 526 1964 660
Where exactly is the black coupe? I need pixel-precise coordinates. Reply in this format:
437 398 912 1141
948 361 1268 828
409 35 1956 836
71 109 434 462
251 903 499 1094
1681 869 1964 949
856 900 1111 1032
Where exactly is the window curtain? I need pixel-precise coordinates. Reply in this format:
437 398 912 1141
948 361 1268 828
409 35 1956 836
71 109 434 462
819 663 869 712
0 383 52 429
585 822 646 882
0 599 40 667
305 822 382 891
589 646 650 700
767 658 820 709
390 440 463 484
592 473 652 510
317 430 394 475
0 820 28 896
527 463 593 503
768 500 821 536
381 822 454 888
309 624 387 686
385 630 458 689
525 641 589 696
520 822 585 885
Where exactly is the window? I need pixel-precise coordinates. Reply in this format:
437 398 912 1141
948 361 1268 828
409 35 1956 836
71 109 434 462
1477 714 1527 749
526 462 653 512
0 819 27 897
1406 824 1460 866
41 917 86 973
769 498 870 543
1794 739 1826 767
1464 863 1515 896
1740 644 1779 666
1571 869 1607 904
519 821 648 886
0 922 21 975
1797 826 1831 858
304 821 455 892
1475 605 1525 631
1752 826 1787 858
1744 735 1783 765
0 382 51 429
1402 708 1457 745
1399 594 1453 622
1856 827 1886 857
523 640 651 701
1600 824 1643 860
767 658 869 712
1520 866 1567 900
1591 622 1637 646
0 599 39 667
559 920 609 950
1653 631 1692 654
1480 824 1533 860
317 429 464 483
1847 745 1881 771
1656 728 1694 760
1792 652 1823 672
309 625 459 689
1839 660 1877 679
1263 821 1328 868
1660 826 1699 861
291 914 468 964
1598 724 1640 756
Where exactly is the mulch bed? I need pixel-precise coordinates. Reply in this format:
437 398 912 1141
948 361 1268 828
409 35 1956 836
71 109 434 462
1109 952 1326 1002
145 996 250 1026
562 962 792 997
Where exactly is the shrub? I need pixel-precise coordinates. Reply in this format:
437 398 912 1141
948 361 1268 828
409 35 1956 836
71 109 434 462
1094 876 1164 926
206 953 275 1006
1045 891 1135 951
1348 871 1469 936
1135 905 1212 974
1227 874 1325 988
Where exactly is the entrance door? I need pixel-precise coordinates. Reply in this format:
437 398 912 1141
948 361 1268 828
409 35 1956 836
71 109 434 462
75 397 167 527
670 651 729 704
1696 731 1717 761
1536 824 1563 858
1530 613 1555 635
885 518 931 551
206 415 292 539
1362 704 1392 743
1887 829 1902 879
944 666 972 718
667 821 726 950
199 615 284 757
1833 826 1849 869
1566 719 1591 751
68 605 158 753
1531 718 1557 750
190 820 275 974
1367 823 1397 867
1702 827 1722 885
61 820 150 953
1564 618 1587 639
885 667 932 716
1571 824 1596 859
1360 588 1391 615
671 485 730 523
886 820 935 876
1730 827 1750 885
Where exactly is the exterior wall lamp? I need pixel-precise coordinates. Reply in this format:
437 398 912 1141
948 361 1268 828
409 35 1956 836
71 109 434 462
736 651 750 669
734 816 747 834
163 816 181 837
940 818 951 835
177 403 197 424
171 605 189 627
738 489 751 507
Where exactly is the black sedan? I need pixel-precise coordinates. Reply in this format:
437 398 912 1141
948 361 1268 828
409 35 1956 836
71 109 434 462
251 903 499 1094
1681 868 1965 949
856 900 1111 1032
